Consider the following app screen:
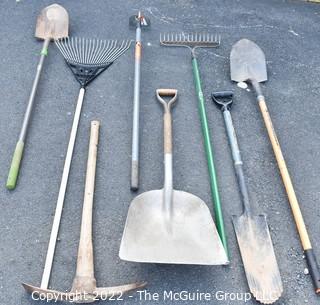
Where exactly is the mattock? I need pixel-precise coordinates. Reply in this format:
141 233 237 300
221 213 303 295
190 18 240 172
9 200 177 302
23 121 146 303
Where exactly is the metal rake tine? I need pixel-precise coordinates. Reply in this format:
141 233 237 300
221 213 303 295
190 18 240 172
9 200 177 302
69 37 76 62
84 38 88 64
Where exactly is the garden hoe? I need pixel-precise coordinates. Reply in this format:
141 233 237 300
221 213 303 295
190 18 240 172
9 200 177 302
129 11 150 191
230 38 320 295
7 4 69 190
212 91 283 304
23 121 145 303
119 89 228 265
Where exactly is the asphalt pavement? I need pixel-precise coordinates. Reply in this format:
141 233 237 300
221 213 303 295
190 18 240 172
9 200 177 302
0 1 319 305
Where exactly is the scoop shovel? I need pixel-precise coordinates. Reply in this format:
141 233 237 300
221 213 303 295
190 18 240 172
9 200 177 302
6 4 69 190
230 38 320 295
119 89 228 265
212 91 282 304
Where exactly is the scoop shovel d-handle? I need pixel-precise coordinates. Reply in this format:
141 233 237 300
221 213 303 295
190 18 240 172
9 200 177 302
6 4 69 190
156 89 178 215
23 121 146 303
230 39 320 294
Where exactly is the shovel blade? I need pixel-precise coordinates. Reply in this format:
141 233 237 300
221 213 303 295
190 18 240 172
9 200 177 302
35 4 69 40
232 214 283 304
120 189 228 265
230 39 267 83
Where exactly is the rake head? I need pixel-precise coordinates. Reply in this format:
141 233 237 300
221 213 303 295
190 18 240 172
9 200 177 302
55 37 132 87
160 32 220 51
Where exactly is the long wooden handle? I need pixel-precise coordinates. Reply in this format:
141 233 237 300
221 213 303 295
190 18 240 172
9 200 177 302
259 99 311 249
259 98 320 293
75 121 100 279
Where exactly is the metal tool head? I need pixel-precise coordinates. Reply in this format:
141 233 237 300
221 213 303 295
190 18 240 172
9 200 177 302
35 4 69 40
120 189 228 265
232 214 283 304
230 39 267 83
160 32 220 52
55 37 132 87
212 91 234 110
129 11 150 28
23 282 146 303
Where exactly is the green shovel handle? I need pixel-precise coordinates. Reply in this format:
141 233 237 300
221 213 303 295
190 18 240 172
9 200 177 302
192 57 228 255
6 141 24 190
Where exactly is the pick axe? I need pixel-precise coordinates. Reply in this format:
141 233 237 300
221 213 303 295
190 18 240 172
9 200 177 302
23 121 146 302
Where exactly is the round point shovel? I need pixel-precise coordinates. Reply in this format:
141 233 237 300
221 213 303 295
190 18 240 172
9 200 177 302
6 4 69 190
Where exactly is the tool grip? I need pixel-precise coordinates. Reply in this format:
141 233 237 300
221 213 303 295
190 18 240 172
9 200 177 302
305 249 320 293
157 89 177 96
6 141 25 190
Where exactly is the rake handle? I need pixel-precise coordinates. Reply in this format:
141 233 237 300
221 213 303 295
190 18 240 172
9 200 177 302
257 94 320 293
192 58 228 255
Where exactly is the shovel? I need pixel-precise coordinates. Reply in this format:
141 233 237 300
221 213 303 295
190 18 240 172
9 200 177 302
230 39 320 295
212 91 282 304
6 4 69 190
119 89 228 265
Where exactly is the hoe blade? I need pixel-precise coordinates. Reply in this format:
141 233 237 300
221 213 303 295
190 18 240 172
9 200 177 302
230 39 267 83
232 214 283 304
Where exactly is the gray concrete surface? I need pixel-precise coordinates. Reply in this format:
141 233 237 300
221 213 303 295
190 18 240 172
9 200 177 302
0 0 319 304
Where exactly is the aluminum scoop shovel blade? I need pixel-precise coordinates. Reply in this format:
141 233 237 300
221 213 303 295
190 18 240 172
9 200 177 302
119 89 228 265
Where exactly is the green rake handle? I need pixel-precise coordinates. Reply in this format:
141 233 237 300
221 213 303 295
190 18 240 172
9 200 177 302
192 57 228 256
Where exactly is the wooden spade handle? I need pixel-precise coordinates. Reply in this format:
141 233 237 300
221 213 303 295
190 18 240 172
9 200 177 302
258 98 311 250
259 97 320 293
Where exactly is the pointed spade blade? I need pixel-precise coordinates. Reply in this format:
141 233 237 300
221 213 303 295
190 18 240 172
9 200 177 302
232 214 283 304
230 39 268 83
